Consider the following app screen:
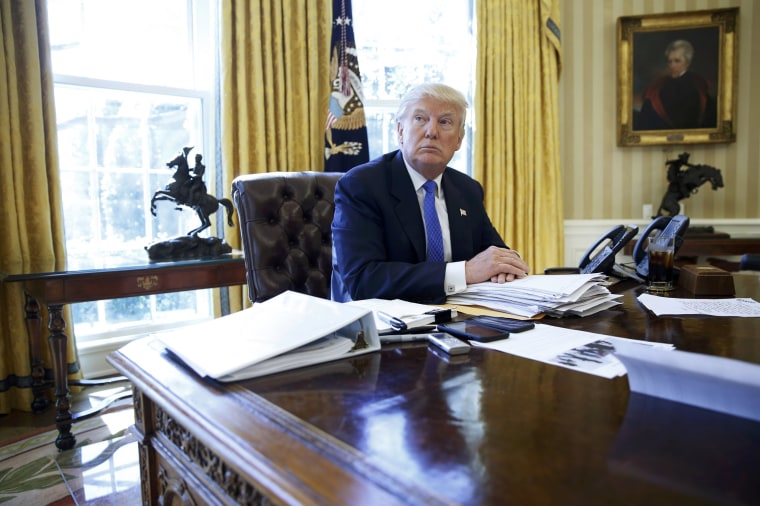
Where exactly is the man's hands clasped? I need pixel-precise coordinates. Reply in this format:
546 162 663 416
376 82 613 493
465 246 530 285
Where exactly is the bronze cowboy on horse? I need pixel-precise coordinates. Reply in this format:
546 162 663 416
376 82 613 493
150 147 235 237
655 152 724 217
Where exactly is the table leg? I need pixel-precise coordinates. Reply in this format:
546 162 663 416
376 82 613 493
23 294 50 413
47 303 75 451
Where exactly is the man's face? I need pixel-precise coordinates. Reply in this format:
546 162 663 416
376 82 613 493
667 48 689 78
397 97 464 179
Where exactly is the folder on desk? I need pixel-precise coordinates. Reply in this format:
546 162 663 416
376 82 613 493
157 291 379 382
346 298 456 333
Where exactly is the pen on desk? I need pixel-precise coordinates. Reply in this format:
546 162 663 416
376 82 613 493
377 311 407 332
378 325 436 336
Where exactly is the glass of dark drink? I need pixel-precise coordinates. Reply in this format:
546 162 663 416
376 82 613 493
647 235 675 292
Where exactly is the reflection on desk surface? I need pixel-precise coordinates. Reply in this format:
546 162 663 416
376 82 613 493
610 393 760 504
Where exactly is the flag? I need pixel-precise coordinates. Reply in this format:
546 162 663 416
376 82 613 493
324 0 369 173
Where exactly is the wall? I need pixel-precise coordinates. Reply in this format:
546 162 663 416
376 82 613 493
560 0 759 221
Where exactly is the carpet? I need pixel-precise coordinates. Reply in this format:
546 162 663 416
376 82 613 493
0 402 137 505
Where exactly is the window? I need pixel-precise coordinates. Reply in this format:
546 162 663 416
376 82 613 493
47 0 219 371
352 0 475 174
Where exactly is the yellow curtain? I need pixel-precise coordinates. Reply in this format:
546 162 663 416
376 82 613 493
475 0 563 273
0 0 78 414
220 0 332 311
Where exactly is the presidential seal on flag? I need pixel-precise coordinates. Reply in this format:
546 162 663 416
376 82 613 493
324 0 369 172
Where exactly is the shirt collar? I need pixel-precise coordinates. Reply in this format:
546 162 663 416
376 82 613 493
401 157 444 194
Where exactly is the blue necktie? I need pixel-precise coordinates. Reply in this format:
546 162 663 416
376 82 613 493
423 180 444 262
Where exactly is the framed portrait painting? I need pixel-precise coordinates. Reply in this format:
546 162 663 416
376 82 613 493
617 8 738 147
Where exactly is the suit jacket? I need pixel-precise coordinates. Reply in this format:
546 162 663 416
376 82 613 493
331 150 507 303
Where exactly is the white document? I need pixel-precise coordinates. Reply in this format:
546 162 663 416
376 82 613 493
638 293 760 317
447 274 617 318
613 340 760 422
156 291 379 382
347 298 455 332
471 324 674 378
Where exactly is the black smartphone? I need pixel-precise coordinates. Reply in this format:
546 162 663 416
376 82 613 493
469 316 535 333
436 321 508 343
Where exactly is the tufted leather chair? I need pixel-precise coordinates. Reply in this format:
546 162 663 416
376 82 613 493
231 171 343 303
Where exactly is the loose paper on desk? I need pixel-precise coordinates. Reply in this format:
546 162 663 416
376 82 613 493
447 274 621 318
472 324 674 378
613 339 760 422
157 291 379 382
637 293 760 317
347 298 455 332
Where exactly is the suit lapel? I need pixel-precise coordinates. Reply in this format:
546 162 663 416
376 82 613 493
442 171 471 260
389 153 426 260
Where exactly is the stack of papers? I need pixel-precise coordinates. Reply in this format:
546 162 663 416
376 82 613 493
347 298 455 333
447 274 621 318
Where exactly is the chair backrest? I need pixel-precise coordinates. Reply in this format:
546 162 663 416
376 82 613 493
231 171 343 303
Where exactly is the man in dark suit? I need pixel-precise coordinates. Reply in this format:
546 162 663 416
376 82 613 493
331 83 529 304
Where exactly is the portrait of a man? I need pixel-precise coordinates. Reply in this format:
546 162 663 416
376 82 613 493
632 27 720 131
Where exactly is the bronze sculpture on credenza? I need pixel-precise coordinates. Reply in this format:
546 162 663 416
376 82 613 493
654 152 724 218
146 147 235 260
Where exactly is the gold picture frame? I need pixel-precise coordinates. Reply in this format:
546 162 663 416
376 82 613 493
617 8 738 147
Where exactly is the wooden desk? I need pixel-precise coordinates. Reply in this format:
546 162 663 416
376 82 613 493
3 253 246 450
108 276 760 505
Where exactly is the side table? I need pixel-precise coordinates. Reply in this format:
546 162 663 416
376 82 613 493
3 253 246 450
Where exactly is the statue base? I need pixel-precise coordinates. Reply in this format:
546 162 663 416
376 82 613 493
146 235 232 261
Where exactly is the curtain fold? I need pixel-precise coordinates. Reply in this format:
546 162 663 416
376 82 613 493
220 0 332 310
0 0 78 414
475 0 563 273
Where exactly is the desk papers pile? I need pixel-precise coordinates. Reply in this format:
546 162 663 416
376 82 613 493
447 274 621 318
157 291 379 382
347 298 455 333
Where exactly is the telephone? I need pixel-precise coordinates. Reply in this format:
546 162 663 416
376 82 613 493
577 224 639 274
545 224 639 276
632 214 690 279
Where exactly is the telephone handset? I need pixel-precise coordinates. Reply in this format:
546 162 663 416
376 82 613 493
633 214 690 278
577 224 639 275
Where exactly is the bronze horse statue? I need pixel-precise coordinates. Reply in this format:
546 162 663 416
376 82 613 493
150 147 235 236
655 152 724 217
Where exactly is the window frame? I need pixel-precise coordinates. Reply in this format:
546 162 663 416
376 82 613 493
48 0 221 368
